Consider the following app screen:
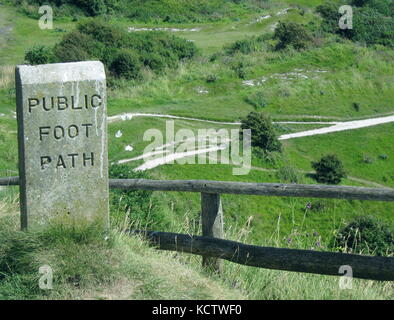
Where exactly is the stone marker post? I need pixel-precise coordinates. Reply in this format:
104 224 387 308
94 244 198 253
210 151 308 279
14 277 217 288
15 61 109 229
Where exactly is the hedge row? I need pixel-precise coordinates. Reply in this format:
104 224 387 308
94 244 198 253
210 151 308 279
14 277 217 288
25 19 198 80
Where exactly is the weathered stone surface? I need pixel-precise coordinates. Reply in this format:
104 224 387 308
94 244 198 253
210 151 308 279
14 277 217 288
15 61 109 229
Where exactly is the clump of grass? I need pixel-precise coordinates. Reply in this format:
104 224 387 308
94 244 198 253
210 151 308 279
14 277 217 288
0 66 14 89
0 204 241 300
245 91 268 110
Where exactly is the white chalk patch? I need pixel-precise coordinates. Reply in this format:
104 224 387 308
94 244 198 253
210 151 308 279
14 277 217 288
121 114 133 121
115 130 123 138
196 87 209 94
128 27 201 32
279 115 394 140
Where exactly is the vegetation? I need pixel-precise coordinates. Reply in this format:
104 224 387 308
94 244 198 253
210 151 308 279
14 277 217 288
245 90 269 110
7 0 266 22
311 154 347 184
109 164 168 230
241 112 282 152
317 0 394 47
0 209 240 299
25 19 198 80
273 21 313 50
331 215 394 256
1 0 394 299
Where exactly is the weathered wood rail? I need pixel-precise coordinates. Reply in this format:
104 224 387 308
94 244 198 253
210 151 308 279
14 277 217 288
1 176 394 280
131 231 394 281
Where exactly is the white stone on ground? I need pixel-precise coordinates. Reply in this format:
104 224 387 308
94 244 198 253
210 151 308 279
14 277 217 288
115 130 123 138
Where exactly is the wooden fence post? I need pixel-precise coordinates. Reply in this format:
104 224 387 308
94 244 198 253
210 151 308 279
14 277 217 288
201 192 223 273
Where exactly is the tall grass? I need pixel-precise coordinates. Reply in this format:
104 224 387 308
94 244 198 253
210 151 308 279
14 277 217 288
0 66 14 89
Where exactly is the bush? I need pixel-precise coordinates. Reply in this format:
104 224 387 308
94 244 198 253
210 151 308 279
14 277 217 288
316 1 342 33
245 91 268 110
109 50 142 80
52 30 96 62
24 45 54 65
27 19 197 80
331 216 394 256
240 112 282 152
273 22 313 50
349 7 394 47
109 164 167 230
317 0 394 47
311 154 346 184
206 74 217 83
224 36 263 55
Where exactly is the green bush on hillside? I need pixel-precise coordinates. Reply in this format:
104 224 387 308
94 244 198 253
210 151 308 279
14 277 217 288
25 19 197 80
331 216 394 256
24 45 54 65
240 112 282 152
52 30 96 62
109 49 142 80
273 22 314 50
316 0 394 47
9 0 264 21
245 91 268 110
311 154 346 184
224 36 264 55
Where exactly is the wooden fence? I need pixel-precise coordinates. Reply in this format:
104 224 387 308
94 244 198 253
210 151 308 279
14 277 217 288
1 176 394 281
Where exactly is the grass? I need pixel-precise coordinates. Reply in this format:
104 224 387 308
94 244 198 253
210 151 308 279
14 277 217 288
0 0 393 300
0 199 392 300
0 202 242 300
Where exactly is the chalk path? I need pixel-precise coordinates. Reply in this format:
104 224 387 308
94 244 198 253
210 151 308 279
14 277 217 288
109 112 394 141
110 112 394 175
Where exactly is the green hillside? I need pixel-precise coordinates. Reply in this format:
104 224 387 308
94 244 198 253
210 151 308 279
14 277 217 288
0 0 393 299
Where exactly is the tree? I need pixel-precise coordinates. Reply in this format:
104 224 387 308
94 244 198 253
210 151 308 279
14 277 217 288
240 112 281 152
273 22 313 50
311 154 346 184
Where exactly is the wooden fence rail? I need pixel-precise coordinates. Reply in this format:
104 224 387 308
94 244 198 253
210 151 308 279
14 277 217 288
3 176 394 201
131 231 394 281
1 176 394 280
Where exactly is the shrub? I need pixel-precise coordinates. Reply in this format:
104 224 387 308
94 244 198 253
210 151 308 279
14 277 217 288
224 37 262 55
77 19 124 47
316 1 342 33
349 7 394 47
52 30 96 62
73 0 107 16
109 164 166 230
206 74 217 83
353 102 360 112
24 45 54 65
273 22 313 50
142 53 167 74
245 91 268 110
331 216 394 256
109 49 142 80
28 19 197 80
311 154 346 184
240 112 282 152
317 0 394 47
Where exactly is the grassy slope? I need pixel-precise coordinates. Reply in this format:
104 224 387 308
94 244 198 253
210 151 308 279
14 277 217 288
0 201 243 300
0 1 393 299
